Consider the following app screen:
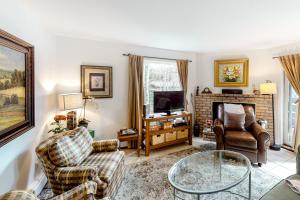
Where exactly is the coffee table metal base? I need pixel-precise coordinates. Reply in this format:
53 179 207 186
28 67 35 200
172 172 251 200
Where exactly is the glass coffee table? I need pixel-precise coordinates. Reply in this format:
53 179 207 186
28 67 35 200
168 150 251 199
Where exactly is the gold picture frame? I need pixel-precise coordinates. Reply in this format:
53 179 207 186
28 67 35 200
81 65 113 98
214 58 249 87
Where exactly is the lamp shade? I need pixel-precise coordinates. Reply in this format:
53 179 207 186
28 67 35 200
260 82 277 94
58 93 83 110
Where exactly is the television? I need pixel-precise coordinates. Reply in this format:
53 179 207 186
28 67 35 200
154 91 184 115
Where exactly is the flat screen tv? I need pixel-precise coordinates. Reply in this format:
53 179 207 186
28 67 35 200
154 91 184 115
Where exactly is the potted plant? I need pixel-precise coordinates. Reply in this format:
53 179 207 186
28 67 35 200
48 115 68 134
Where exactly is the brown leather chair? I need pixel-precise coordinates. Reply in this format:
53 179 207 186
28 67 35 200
213 104 270 166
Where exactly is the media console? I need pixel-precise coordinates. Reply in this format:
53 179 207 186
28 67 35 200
142 112 192 156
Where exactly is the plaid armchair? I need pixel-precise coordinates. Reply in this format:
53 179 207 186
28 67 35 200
35 127 125 199
0 181 103 200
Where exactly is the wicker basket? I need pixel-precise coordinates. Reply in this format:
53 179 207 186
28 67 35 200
151 134 165 145
166 131 177 142
177 129 188 139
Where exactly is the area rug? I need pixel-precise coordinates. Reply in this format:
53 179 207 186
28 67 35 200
115 143 280 200
39 143 281 200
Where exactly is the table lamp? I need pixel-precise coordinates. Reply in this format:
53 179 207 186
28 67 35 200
260 80 280 150
58 93 83 130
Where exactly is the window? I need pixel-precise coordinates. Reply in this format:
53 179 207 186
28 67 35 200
143 59 182 114
283 77 299 147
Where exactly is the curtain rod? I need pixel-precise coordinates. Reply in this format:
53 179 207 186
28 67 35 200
122 53 192 62
273 54 300 59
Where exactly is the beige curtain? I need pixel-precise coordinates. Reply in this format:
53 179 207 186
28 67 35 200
279 54 300 152
128 54 144 136
176 60 189 109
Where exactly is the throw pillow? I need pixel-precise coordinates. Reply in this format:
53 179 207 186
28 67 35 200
48 127 93 167
48 136 81 167
224 111 246 130
70 127 93 164
224 103 245 114
224 103 246 130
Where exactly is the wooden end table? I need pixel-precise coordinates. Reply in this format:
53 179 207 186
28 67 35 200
117 132 140 157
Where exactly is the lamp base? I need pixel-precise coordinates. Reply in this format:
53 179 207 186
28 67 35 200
270 144 281 151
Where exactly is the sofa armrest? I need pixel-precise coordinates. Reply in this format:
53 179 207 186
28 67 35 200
213 120 225 150
250 122 270 150
92 139 119 152
49 181 97 200
54 166 99 185
0 191 38 200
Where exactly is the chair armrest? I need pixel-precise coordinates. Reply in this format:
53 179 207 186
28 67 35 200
49 181 97 200
54 166 99 185
92 139 119 152
297 145 300 175
213 120 225 150
0 191 37 200
250 122 270 150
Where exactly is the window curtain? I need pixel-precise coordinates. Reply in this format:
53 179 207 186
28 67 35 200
128 54 144 137
176 59 189 109
279 54 300 152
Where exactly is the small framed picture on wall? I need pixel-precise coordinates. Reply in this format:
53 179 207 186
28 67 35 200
81 65 113 98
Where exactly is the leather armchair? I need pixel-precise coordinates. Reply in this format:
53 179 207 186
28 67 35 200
213 104 270 166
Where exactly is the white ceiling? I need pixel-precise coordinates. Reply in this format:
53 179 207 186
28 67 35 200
25 0 300 53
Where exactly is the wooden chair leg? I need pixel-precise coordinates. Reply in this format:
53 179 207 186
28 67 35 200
137 135 141 157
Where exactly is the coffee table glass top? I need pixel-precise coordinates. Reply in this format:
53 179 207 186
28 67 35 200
168 150 251 194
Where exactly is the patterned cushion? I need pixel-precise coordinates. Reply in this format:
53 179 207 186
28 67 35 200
48 127 93 167
81 151 125 184
0 191 37 200
92 139 119 152
54 166 99 184
49 181 97 200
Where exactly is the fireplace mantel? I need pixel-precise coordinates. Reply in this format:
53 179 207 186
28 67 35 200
194 93 274 144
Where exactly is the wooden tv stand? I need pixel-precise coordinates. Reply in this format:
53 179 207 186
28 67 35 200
142 112 192 156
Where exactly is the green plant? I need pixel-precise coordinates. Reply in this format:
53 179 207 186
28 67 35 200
48 115 68 134
48 121 68 134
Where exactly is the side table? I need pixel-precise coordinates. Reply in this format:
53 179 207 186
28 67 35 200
117 132 140 157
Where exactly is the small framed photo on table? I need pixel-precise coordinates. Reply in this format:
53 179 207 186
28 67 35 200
81 65 113 98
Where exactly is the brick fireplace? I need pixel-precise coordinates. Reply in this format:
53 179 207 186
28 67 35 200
194 94 274 144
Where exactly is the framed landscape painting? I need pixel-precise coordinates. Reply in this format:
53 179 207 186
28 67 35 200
0 29 34 147
214 58 249 87
81 65 113 98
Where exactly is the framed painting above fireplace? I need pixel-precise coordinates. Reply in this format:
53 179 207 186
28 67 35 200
214 58 249 87
0 29 34 147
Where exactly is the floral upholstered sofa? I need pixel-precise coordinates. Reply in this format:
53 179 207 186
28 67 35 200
35 127 125 199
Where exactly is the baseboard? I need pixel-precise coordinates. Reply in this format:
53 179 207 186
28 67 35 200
28 173 47 196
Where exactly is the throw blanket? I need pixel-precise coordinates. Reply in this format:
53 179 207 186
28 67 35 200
224 103 245 114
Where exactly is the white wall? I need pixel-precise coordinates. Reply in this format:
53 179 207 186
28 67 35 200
55 36 198 139
196 50 283 94
195 47 300 145
2 1 300 194
0 0 57 195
